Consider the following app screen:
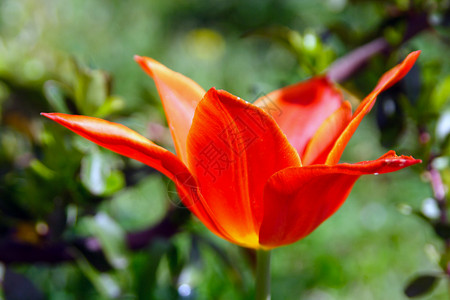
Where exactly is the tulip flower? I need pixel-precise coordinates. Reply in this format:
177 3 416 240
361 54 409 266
42 51 421 299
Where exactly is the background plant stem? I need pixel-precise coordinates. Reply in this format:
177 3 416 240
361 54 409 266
255 249 271 300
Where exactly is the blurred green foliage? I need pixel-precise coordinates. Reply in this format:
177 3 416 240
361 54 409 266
1 0 450 299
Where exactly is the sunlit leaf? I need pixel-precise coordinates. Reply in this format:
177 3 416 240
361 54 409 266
106 175 168 230
80 148 125 196
29 159 55 180
94 96 125 118
431 75 450 111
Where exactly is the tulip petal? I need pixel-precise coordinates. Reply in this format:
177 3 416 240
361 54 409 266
41 113 232 242
302 101 352 165
187 88 301 248
134 56 205 164
326 51 421 165
253 76 344 156
259 151 421 248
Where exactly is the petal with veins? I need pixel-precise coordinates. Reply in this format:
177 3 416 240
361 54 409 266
302 101 352 165
135 56 205 164
40 112 233 242
187 88 301 248
326 51 421 165
259 151 421 248
254 76 344 156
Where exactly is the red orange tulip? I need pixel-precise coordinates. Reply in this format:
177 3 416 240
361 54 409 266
42 51 421 249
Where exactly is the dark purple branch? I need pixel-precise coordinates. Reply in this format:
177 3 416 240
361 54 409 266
328 12 430 83
0 241 73 264
327 38 389 83
0 209 189 265
126 209 188 250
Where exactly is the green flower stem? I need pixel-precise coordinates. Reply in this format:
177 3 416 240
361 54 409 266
255 249 271 300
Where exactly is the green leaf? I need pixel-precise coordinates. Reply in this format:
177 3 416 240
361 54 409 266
81 212 128 270
73 63 89 113
80 148 125 196
71 61 112 116
75 251 122 298
43 80 70 114
0 80 10 122
431 75 450 112
404 274 440 298
166 243 183 280
29 159 55 180
243 26 334 75
439 250 450 272
84 70 109 115
104 170 126 196
131 240 172 299
106 175 168 230
94 96 124 118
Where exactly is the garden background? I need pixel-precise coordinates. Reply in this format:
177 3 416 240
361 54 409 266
1 0 450 299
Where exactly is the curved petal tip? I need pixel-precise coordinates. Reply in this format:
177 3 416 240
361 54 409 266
134 55 156 77
41 112 57 120
410 50 421 58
